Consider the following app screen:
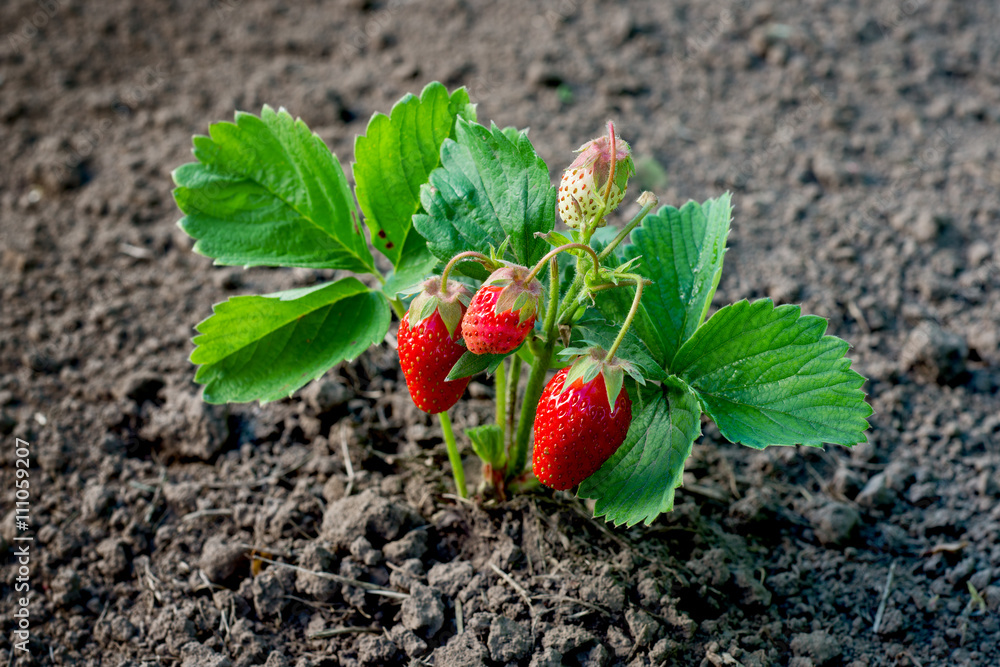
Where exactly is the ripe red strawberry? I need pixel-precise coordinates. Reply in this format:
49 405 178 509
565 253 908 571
533 366 632 491
462 266 542 355
398 278 471 414
557 120 634 229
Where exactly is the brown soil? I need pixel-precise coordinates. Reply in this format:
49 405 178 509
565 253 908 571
2 0 1000 665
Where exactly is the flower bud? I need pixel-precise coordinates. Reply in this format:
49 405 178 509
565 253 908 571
557 121 635 229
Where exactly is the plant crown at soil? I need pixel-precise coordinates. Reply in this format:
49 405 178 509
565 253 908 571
172 81 873 527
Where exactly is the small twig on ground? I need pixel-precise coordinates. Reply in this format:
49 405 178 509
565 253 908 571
872 561 897 634
255 556 409 599
847 300 871 334
235 541 295 559
490 562 537 637
308 626 381 639
94 598 111 631
206 452 313 489
455 598 464 635
441 493 474 506
182 508 234 522
682 482 730 503
144 470 167 524
341 427 356 497
532 594 610 616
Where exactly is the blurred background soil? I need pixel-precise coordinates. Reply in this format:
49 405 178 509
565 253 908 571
1 0 999 665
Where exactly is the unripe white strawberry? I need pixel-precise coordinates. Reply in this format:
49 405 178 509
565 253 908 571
557 121 635 229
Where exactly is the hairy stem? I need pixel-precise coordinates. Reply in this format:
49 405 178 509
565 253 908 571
605 276 644 362
440 251 492 286
597 194 658 262
389 297 406 320
438 411 466 498
555 268 586 324
510 258 560 476
505 355 521 454
582 121 618 243
523 243 599 284
495 357 507 429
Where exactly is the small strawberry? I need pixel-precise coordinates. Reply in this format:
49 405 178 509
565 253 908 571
533 356 633 491
462 266 542 355
557 120 635 229
398 277 471 414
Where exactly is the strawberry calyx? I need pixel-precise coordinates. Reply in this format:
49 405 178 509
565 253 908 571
557 347 644 413
482 265 543 326
407 276 472 339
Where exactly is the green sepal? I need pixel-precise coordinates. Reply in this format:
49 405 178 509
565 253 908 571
406 276 471 338
559 351 628 413
601 366 626 414
466 424 506 469
570 313 668 383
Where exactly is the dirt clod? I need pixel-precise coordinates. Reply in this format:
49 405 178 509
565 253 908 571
321 488 422 549
543 624 597 654
790 630 841 666
428 560 475 598
400 582 445 638
356 634 400 666
808 501 861 545
487 615 533 663
434 631 488 667
901 321 969 385
199 535 246 584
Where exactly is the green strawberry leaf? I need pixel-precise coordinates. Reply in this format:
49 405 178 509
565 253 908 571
446 349 512 381
191 278 390 404
621 194 732 370
414 119 556 278
466 424 506 468
673 299 872 449
578 377 702 527
382 229 440 300
354 82 475 271
174 106 374 273
592 284 666 364
571 313 669 383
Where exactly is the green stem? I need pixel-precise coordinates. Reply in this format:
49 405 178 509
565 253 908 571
440 251 492 286
495 357 507 429
389 297 406 320
604 276 643 362
506 355 521 454
438 411 466 498
582 121 619 244
523 243 599 284
556 270 586 324
597 194 658 262
510 258 560 476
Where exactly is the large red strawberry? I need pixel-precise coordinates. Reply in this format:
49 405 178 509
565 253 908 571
398 277 471 414
463 266 542 355
533 361 632 491
557 120 634 230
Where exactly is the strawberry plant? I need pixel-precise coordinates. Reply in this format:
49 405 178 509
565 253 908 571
173 82 872 527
